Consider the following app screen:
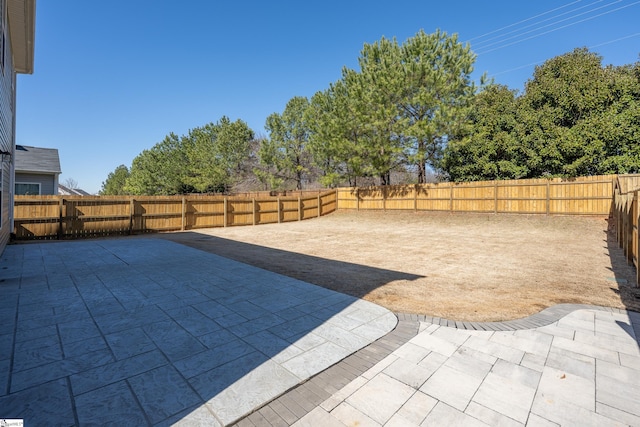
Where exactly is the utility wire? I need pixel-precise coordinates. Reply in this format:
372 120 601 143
475 0 623 52
476 0 640 55
588 32 640 48
467 0 583 42
488 32 640 79
471 0 614 49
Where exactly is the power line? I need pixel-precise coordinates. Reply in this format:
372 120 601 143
589 32 640 48
488 32 640 80
474 0 623 52
467 0 583 42
471 0 615 50
489 61 546 79
476 0 640 55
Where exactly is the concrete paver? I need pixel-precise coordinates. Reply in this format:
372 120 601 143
345 373 415 425
291 308 640 427
0 239 395 426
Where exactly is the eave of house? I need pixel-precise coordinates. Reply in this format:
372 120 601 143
7 0 36 74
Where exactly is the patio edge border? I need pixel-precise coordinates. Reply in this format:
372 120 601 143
232 303 640 427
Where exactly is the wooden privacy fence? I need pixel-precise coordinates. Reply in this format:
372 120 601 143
13 191 337 240
338 175 617 215
612 175 640 288
14 174 636 241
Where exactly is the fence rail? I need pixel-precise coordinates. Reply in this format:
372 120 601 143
612 176 640 287
14 174 638 241
13 191 338 240
337 174 617 216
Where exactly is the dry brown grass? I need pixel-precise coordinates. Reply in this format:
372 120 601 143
156 210 640 322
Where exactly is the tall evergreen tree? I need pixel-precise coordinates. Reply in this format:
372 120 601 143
397 29 477 183
100 165 130 195
125 133 189 195
260 97 312 190
305 29 477 185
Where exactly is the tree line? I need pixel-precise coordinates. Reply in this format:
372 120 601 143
101 30 640 195
444 48 640 181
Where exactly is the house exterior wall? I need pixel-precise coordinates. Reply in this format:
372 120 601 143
0 0 16 253
15 172 57 195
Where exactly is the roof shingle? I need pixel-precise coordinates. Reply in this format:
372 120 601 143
15 145 62 174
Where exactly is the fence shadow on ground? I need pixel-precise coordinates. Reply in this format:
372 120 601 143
606 219 640 313
154 231 424 300
605 218 640 348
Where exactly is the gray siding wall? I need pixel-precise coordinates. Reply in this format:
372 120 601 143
0 0 16 254
15 172 56 195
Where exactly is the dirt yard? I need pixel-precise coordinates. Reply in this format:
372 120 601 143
157 210 640 322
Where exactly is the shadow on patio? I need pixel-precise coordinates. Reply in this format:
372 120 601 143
155 231 423 301
0 235 422 426
605 219 640 343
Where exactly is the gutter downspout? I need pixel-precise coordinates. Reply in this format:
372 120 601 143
9 71 16 236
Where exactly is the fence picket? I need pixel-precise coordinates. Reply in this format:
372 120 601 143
13 175 632 243
337 175 616 216
13 191 336 239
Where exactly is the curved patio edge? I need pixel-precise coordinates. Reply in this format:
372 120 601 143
232 304 640 426
396 303 639 331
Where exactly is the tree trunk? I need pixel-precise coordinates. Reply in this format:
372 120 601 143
417 139 427 184
417 161 427 184
380 172 391 186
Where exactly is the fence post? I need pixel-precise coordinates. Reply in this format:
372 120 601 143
58 197 63 240
618 195 624 247
636 192 640 288
414 185 418 212
318 194 322 218
181 197 186 231
626 197 633 264
494 181 498 214
546 181 551 215
298 196 302 221
620 198 629 256
252 198 257 225
383 186 387 211
450 184 454 212
223 198 228 227
277 197 282 223
617 195 623 249
356 188 360 211
628 195 636 266
129 198 134 235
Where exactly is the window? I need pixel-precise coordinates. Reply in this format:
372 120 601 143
15 182 40 195
0 170 2 229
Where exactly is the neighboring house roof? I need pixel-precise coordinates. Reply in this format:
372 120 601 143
58 184 91 196
7 0 36 74
15 145 62 174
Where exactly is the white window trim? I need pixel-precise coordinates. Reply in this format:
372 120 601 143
15 181 41 195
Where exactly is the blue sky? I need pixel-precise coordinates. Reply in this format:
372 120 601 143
16 0 640 194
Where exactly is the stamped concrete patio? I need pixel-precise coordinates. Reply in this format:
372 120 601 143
1 238 640 426
0 238 396 425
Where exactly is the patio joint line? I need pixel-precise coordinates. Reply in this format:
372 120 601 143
68 273 120 363
66 376 81 427
124 378 153 427
6 293 19 396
